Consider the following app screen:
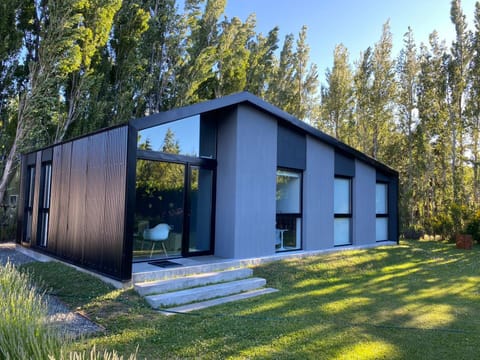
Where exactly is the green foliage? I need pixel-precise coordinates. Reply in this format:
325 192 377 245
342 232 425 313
320 43 354 141
0 261 62 359
465 210 480 242
4 0 480 240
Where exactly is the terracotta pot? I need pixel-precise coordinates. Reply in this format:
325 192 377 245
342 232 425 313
456 234 473 250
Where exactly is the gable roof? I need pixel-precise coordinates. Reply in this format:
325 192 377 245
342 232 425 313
130 91 397 176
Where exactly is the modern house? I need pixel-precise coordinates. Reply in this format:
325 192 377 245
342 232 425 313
16 92 398 281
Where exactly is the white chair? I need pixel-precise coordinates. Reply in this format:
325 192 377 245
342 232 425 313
276 229 287 250
143 223 171 258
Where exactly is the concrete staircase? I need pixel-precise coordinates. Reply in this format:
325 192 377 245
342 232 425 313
133 267 277 315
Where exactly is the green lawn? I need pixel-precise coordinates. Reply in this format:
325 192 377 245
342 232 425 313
23 239 480 359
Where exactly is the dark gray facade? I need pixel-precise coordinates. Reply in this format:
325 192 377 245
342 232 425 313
18 92 399 281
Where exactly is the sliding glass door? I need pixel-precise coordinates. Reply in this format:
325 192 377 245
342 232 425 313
187 166 214 254
133 160 214 261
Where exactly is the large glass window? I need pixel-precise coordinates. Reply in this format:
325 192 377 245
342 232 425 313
334 177 352 246
376 183 389 241
134 160 185 260
37 163 52 247
188 167 214 253
137 115 216 159
276 169 302 251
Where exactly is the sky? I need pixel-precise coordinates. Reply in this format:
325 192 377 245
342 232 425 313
222 0 477 83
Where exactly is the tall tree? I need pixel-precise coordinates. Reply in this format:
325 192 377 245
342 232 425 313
0 0 121 205
353 46 374 154
320 43 354 142
370 21 396 160
397 27 420 228
467 2 480 208
447 0 472 210
178 0 226 104
245 27 279 97
104 0 150 125
267 26 318 120
213 15 255 97
141 0 186 114
417 31 450 234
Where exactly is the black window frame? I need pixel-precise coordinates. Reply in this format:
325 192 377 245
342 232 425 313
37 161 52 247
334 176 352 246
275 167 303 252
23 165 36 243
376 181 389 242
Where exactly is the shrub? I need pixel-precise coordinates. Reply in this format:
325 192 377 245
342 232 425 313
52 346 138 360
0 261 62 359
465 210 480 243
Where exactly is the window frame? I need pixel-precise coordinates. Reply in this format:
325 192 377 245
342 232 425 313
334 176 352 246
275 167 303 252
37 162 52 247
376 182 389 242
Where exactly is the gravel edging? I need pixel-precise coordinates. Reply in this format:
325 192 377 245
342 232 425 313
0 244 103 339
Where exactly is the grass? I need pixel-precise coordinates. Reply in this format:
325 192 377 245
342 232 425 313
21 239 480 359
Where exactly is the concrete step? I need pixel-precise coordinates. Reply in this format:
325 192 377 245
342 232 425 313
145 277 267 308
159 288 279 315
135 268 253 296
132 261 247 283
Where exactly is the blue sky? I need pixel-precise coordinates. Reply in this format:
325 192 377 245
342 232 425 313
223 0 477 83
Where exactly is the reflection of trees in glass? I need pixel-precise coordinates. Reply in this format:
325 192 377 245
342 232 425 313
191 168 199 191
161 128 180 154
136 129 184 195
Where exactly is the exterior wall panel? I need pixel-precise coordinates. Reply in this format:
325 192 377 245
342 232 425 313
304 136 334 250
68 138 88 261
215 108 238 258
277 124 306 170
36 126 129 279
55 143 73 257
103 127 128 274
353 160 376 245
233 104 277 258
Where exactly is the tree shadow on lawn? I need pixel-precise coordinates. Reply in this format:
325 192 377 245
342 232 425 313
152 240 480 359
24 240 480 359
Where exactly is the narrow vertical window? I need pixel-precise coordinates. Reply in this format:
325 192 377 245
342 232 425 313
37 163 52 247
334 177 352 246
376 183 388 241
23 166 36 243
276 169 302 251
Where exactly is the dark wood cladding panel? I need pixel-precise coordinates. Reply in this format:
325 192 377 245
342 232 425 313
68 138 88 261
48 146 63 253
102 127 128 274
42 126 128 279
16 156 27 243
84 132 107 268
56 142 73 258
29 152 42 246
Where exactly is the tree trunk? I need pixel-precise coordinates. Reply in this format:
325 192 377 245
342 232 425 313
0 134 20 206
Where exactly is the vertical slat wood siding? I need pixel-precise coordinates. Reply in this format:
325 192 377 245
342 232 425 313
45 126 129 279
68 138 88 261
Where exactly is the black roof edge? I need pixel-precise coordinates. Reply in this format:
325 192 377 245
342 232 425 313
131 91 398 176
21 123 130 156
22 91 397 177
